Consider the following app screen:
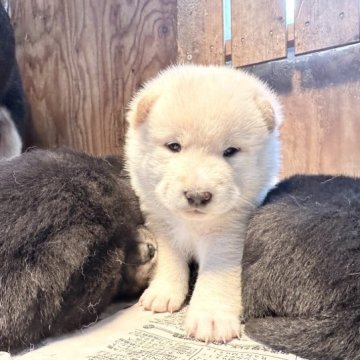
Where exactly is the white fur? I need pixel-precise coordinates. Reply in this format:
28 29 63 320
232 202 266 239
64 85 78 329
125 65 282 343
0 107 22 160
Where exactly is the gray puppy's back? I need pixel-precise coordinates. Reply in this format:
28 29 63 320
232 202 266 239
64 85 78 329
243 175 360 360
0 148 154 353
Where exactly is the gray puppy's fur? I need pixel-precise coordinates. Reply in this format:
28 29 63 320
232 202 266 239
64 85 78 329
0 148 156 353
0 3 28 156
242 175 360 360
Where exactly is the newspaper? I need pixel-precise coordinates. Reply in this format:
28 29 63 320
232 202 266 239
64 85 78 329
11 304 305 360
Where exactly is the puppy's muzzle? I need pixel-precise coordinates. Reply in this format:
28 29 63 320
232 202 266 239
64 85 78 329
184 191 212 207
137 242 156 265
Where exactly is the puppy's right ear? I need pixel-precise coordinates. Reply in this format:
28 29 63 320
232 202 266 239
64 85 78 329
255 95 282 133
127 92 158 127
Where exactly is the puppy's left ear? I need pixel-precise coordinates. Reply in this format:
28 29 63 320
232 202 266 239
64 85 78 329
103 155 124 169
255 97 282 132
127 91 158 128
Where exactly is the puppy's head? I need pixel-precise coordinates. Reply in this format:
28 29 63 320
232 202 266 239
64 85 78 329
118 226 157 297
125 65 282 221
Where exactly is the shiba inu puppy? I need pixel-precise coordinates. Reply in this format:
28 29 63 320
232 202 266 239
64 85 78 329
0 149 156 353
125 65 282 342
243 175 360 360
0 107 22 159
0 3 28 158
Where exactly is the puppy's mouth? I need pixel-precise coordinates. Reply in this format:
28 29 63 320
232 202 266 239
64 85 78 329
181 208 208 217
187 208 205 214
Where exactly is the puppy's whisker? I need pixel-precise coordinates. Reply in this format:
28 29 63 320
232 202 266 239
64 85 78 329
238 194 258 209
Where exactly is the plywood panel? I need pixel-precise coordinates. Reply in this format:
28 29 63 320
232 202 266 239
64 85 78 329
177 0 224 65
231 0 286 67
247 44 360 178
10 0 177 155
295 0 360 55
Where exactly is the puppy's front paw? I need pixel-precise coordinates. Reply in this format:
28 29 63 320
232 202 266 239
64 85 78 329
139 280 187 313
185 305 241 343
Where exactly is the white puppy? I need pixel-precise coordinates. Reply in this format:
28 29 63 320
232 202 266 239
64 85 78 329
125 65 282 343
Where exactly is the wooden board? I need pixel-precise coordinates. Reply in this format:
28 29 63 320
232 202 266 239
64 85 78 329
10 0 177 155
177 0 224 65
231 0 286 67
247 43 360 178
295 0 360 55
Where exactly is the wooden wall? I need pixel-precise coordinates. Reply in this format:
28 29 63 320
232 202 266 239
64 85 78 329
10 0 177 155
177 0 360 178
231 0 287 67
177 0 224 65
7 0 360 178
248 44 360 178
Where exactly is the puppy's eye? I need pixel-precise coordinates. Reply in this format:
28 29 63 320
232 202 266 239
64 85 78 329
166 142 181 152
223 147 241 157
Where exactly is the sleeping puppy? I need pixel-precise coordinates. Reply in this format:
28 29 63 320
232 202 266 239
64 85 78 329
0 2 28 158
125 65 282 342
243 175 360 360
0 148 156 353
0 107 22 159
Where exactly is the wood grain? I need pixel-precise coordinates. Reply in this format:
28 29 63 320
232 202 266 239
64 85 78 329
295 0 360 55
10 0 177 155
231 0 286 67
177 0 224 65
247 44 360 178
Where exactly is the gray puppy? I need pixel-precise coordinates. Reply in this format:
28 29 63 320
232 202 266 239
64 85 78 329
242 175 360 360
0 3 28 157
0 148 156 353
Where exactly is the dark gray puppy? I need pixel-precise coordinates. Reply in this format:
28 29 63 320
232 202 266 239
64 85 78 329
0 2 29 156
0 148 156 353
243 175 360 360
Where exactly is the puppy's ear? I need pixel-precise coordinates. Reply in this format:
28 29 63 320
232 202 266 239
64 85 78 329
255 97 281 132
103 155 124 169
128 92 158 127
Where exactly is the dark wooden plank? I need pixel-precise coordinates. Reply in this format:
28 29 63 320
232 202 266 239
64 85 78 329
177 0 225 65
231 0 286 67
246 43 360 178
295 0 360 55
10 0 177 155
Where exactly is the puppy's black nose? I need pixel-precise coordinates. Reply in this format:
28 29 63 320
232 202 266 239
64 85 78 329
184 191 212 206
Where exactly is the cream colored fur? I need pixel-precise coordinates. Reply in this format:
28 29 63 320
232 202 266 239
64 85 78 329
125 65 282 343
0 107 22 160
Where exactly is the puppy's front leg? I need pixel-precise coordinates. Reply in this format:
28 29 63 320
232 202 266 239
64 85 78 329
140 233 189 313
185 234 243 343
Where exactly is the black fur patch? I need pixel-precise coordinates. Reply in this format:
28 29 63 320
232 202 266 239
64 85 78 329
243 175 360 360
0 2 28 148
0 148 151 353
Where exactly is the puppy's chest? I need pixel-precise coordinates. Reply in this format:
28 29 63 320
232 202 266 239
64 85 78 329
169 223 211 261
